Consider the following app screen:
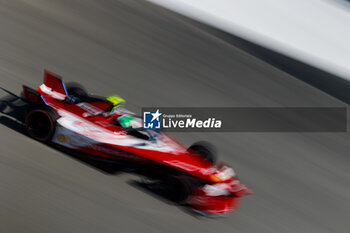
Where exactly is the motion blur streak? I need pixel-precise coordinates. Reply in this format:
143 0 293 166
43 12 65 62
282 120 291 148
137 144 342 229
0 1 349 233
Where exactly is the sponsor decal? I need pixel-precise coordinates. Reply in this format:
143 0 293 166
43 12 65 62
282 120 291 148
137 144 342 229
57 134 68 142
77 102 101 115
163 160 218 175
86 144 147 162
39 84 66 100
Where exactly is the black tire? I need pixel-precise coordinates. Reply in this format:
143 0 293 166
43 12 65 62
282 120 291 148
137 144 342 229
65 82 88 98
161 175 192 203
188 141 217 164
25 106 57 142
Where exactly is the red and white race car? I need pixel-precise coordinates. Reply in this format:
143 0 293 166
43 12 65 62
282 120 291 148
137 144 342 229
22 70 252 215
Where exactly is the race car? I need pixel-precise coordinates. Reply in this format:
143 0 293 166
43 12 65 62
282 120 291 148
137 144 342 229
21 70 252 215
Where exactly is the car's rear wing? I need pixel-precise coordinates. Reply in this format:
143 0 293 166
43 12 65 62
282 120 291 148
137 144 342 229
38 70 68 100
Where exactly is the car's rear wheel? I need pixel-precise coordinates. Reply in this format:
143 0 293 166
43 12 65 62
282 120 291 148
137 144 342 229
188 141 217 164
25 107 57 142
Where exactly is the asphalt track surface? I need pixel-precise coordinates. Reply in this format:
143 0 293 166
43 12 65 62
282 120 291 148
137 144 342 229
1 1 349 233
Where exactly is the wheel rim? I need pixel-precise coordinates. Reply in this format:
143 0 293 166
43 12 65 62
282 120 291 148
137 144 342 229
27 111 52 140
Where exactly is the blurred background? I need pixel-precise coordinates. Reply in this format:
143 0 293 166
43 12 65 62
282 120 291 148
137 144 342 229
1 1 350 233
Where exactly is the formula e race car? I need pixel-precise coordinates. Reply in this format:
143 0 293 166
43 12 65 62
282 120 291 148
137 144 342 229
21 70 252 215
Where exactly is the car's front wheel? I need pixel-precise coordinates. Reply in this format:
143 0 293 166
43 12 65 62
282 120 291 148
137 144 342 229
159 175 193 203
188 141 217 164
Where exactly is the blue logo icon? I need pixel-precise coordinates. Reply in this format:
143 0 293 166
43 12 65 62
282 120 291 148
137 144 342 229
143 109 162 129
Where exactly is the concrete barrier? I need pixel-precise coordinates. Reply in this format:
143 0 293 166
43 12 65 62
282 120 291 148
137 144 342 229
149 0 350 80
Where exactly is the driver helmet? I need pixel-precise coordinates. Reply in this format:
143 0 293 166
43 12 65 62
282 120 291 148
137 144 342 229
117 114 135 128
106 95 126 116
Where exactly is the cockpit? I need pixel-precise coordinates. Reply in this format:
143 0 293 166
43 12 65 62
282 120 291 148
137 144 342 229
113 112 162 141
